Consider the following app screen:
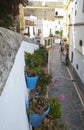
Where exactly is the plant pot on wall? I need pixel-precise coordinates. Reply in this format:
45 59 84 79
29 105 50 128
27 97 50 128
25 75 39 90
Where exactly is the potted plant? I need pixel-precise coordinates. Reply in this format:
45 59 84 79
24 52 33 66
24 46 48 90
25 66 44 90
30 72 52 97
33 46 48 67
29 71 52 98
37 72 52 96
49 98 62 119
25 69 52 128
35 98 62 130
27 97 50 128
25 46 48 68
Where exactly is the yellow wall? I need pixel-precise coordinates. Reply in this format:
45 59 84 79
19 4 25 34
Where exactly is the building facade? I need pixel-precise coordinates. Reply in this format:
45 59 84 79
23 1 64 45
63 0 84 93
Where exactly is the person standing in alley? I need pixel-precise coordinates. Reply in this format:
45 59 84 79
60 39 64 53
61 51 66 64
60 39 66 64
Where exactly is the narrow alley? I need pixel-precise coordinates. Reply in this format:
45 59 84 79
48 43 84 130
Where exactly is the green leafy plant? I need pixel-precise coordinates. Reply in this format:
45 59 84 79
49 98 62 118
24 46 48 77
34 98 63 130
36 73 52 96
29 72 52 97
33 46 48 67
25 46 48 68
59 30 63 37
27 97 49 115
25 66 44 77
55 30 59 34
24 52 33 67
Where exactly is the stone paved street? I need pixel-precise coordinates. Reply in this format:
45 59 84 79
48 44 84 130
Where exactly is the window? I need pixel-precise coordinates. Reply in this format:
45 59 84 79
48 39 50 45
38 29 41 35
55 11 58 16
79 40 83 46
76 64 78 70
75 1 77 15
33 27 35 34
45 40 47 46
28 27 30 36
71 52 73 63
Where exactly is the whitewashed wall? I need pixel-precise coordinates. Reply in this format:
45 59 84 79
69 46 84 84
0 41 39 130
35 19 63 45
68 0 84 84
55 8 64 17
74 0 84 23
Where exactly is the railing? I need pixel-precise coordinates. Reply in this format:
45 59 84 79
44 37 54 48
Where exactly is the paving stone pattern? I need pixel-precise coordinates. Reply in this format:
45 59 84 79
48 44 84 130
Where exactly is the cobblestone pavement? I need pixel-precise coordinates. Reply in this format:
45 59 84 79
48 44 84 130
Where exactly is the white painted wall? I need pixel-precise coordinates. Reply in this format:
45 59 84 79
68 0 84 84
0 41 39 130
74 0 84 23
55 8 64 17
35 19 63 44
73 26 84 54
69 46 84 84
67 0 84 24
24 16 37 38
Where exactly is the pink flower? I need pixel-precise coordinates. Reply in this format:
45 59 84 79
59 94 65 101
54 79 59 84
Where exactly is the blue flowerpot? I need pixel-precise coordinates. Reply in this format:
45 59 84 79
25 76 39 90
29 105 50 128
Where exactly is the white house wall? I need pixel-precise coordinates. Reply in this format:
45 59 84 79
55 8 64 17
68 0 84 84
70 25 84 84
74 0 84 23
67 0 84 24
70 45 84 84
43 20 55 37
36 19 63 44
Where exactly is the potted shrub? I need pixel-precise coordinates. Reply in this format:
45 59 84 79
24 46 48 90
25 46 48 68
30 72 52 97
29 71 52 98
36 98 62 130
36 72 52 96
24 52 33 66
25 66 44 90
27 97 50 128
49 98 62 119
33 46 48 67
